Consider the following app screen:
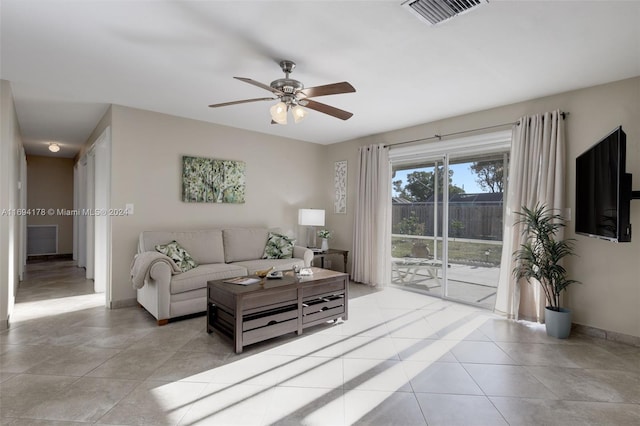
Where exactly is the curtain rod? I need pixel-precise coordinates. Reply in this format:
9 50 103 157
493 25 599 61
384 111 569 149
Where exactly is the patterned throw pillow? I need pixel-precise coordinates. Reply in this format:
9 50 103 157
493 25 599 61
262 232 296 259
155 240 198 272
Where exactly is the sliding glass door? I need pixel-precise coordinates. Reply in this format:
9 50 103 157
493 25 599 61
444 154 506 308
391 148 507 309
391 159 445 296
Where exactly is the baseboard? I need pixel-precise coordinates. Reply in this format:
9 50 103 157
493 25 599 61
109 298 138 309
27 253 73 262
0 317 8 331
572 323 640 347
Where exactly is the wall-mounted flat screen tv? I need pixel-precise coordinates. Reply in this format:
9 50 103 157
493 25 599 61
575 126 631 242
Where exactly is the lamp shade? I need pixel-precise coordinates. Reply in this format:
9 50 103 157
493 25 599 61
270 102 287 125
298 209 325 226
291 105 307 123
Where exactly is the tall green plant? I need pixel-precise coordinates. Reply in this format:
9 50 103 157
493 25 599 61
512 204 579 311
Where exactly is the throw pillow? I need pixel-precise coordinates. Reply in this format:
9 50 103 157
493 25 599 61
262 232 296 259
155 240 198 272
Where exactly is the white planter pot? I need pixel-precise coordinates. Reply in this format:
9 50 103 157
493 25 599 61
545 307 572 339
320 238 329 252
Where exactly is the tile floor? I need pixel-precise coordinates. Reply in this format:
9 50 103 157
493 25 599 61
1 260 639 425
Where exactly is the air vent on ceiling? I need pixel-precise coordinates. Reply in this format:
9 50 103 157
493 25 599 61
402 0 488 25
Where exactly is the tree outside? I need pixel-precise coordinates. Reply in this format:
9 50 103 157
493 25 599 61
469 159 504 193
393 167 465 202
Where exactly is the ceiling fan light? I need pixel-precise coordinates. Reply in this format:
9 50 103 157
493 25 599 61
270 101 287 124
292 105 307 124
48 143 60 153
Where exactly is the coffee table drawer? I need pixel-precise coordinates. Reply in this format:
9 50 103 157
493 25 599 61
303 305 345 325
303 294 345 325
243 288 297 310
302 280 346 298
243 305 298 331
243 318 298 346
302 294 345 315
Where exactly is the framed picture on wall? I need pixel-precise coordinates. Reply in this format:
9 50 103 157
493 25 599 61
182 155 246 203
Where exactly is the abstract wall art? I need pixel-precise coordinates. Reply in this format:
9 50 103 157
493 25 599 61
334 160 347 214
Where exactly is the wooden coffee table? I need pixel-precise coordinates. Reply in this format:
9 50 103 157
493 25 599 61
206 267 348 353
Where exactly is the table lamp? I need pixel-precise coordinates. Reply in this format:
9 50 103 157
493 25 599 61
298 208 325 248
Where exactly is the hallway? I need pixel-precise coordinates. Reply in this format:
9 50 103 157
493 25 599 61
12 259 101 321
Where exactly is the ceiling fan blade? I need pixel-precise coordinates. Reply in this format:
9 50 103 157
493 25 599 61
301 99 353 120
234 77 283 95
208 97 274 108
299 82 355 98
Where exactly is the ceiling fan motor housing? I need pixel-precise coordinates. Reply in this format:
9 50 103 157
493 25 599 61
271 60 303 96
270 78 304 94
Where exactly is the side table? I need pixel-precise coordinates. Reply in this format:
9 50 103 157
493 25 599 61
313 248 349 274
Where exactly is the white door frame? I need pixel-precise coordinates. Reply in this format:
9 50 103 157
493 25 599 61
93 127 111 303
85 147 95 280
73 163 78 261
76 156 87 269
19 151 27 281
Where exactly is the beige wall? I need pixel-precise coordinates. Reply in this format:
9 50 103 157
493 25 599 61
108 105 326 303
26 156 75 254
326 76 640 338
0 80 25 328
79 105 112 161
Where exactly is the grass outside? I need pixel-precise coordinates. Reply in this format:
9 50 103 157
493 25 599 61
392 236 502 266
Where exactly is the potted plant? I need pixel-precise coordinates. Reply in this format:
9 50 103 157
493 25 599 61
318 229 331 252
512 203 580 338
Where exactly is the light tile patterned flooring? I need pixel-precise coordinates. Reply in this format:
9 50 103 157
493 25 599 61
1 260 639 425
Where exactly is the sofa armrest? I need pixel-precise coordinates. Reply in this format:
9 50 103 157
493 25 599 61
293 245 314 267
136 261 172 323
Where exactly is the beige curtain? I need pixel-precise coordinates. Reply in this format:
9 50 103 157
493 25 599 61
495 110 565 321
351 144 392 287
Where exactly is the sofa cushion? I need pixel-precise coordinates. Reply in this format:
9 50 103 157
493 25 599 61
223 228 269 263
262 232 296 259
170 263 248 294
140 230 225 264
155 241 198 272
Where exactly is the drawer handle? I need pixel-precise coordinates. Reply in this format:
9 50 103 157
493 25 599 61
268 320 277 326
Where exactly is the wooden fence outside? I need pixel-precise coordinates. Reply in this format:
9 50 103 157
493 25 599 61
392 202 504 241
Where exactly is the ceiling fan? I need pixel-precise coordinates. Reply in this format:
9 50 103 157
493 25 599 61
208 60 356 124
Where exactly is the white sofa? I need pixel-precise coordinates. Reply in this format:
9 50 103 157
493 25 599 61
133 227 313 325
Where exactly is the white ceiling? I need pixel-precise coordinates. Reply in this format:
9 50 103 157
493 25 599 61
2 1 639 158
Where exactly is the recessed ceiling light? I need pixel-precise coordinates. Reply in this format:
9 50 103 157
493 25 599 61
48 143 60 153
